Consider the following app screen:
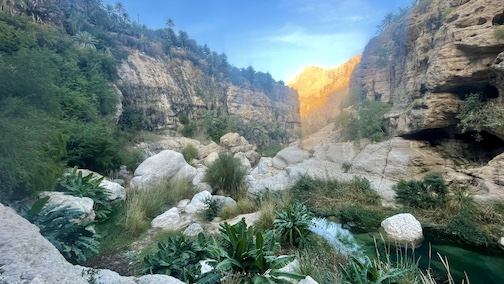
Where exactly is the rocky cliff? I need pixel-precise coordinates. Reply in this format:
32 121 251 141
118 49 300 132
353 0 504 137
351 0 504 199
288 55 361 134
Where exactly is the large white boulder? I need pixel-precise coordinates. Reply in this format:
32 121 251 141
381 213 424 247
272 146 310 170
188 191 212 211
41 191 95 223
130 150 197 189
151 207 181 229
99 179 126 201
0 204 89 284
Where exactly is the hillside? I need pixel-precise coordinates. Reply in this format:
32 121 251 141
0 0 300 203
288 55 361 134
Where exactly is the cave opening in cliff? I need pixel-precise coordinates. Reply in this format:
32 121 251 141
493 12 504 25
451 84 499 100
402 127 504 165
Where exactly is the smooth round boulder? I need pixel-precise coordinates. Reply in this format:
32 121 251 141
380 213 423 247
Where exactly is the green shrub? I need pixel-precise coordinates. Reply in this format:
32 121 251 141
63 122 123 173
182 144 199 163
122 148 145 172
56 167 112 221
342 162 352 173
205 218 306 283
342 100 390 142
204 153 247 199
394 172 447 209
203 197 222 221
141 233 210 283
339 205 385 232
447 213 492 247
456 93 504 141
494 26 504 40
25 201 100 264
273 203 313 248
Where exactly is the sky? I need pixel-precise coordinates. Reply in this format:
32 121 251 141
103 0 410 82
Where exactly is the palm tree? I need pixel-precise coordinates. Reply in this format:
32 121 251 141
74 31 97 51
166 18 174 29
379 12 395 31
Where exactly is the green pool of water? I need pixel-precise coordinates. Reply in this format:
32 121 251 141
353 232 504 284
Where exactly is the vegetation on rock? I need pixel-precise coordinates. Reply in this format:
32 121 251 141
204 153 247 200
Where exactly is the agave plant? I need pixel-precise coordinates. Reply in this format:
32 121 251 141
25 199 100 264
273 203 313 248
56 167 112 220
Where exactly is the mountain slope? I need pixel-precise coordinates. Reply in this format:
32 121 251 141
287 55 361 134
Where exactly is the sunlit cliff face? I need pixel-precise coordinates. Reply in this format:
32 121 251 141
287 55 361 118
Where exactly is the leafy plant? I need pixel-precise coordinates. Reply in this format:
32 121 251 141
394 172 447 209
342 100 391 142
273 203 313 248
25 202 100 264
339 205 385 232
56 167 112 221
340 255 409 284
203 197 222 221
182 144 199 163
342 162 352 173
204 152 247 200
456 93 504 141
141 233 210 283
208 218 306 283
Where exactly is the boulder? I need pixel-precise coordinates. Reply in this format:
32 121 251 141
199 259 214 274
183 223 204 236
188 191 212 211
130 150 197 189
272 146 310 170
151 207 180 229
192 168 206 185
41 191 95 223
177 199 190 208
204 152 219 166
198 141 222 159
0 204 89 284
99 179 126 201
220 133 256 154
0 203 186 284
381 213 423 247
212 195 237 207
244 150 261 167
234 152 252 170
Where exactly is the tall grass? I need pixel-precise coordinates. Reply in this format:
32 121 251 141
124 179 196 235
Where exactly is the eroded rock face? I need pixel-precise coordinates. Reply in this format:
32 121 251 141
118 49 300 133
381 213 424 247
354 0 504 136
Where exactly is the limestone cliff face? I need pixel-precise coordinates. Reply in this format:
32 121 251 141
117 49 300 131
288 55 361 129
353 0 504 137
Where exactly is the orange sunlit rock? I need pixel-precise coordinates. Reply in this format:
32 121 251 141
288 55 361 118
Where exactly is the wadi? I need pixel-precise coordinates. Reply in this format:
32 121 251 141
1 0 504 283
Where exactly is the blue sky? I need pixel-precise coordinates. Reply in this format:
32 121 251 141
104 0 409 81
